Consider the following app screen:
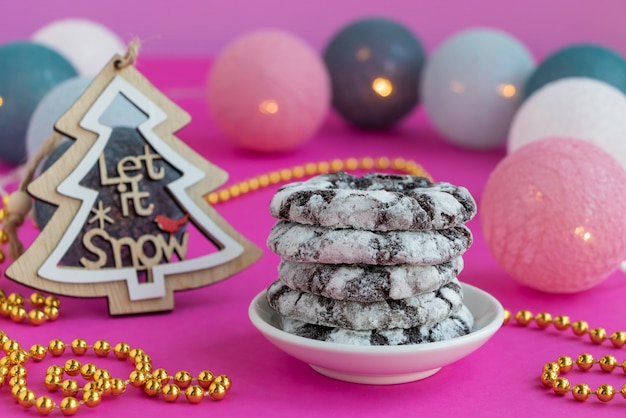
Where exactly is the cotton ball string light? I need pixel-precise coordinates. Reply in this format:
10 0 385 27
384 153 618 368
323 17 425 130
208 29 330 152
32 18 125 75
523 44 626 99
0 41 77 165
508 78 626 170
421 28 534 149
26 76 147 162
481 137 626 293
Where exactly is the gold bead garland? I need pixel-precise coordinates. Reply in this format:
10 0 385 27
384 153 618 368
505 309 626 403
0 330 231 415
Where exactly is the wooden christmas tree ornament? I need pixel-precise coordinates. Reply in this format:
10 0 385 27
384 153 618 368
5 44 262 315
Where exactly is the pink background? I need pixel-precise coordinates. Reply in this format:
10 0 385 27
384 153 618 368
2 1 626 417
1 0 626 58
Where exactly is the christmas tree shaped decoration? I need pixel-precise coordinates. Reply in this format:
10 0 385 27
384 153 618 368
6 51 262 315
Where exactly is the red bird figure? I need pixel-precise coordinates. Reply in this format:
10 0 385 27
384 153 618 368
155 213 189 234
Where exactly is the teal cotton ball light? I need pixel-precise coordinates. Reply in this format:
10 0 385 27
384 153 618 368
524 44 626 99
0 41 77 164
323 17 425 130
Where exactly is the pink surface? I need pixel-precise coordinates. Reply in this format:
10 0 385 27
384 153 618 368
2 57 626 417
1 0 625 59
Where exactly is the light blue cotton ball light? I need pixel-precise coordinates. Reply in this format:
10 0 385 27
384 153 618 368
421 28 535 149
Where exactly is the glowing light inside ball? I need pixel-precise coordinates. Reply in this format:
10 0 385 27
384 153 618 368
481 137 626 293
372 78 393 97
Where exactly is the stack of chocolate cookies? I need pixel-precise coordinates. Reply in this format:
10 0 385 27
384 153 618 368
265 172 477 346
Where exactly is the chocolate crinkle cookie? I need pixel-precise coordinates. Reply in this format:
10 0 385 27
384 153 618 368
269 172 477 231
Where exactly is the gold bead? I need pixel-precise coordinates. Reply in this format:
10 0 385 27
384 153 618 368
534 312 552 329
7 293 25 305
514 310 533 326
611 331 626 348
94 378 112 396
35 396 55 415
109 377 126 396
11 384 27 400
597 384 615 402
330 159 344 172
3 338 20 353
239 181 250 194
130 351 150 366
248 178 260 190
143 378 161 397
43 306 59 321
64 359 81 376
0 301 12 317
9 376 27 388
46 365 64 376
83 390 102 408
173 370 192 389
44 295 61 308
9 349 28 365
589 328 607 344
135 361 153 374
540 371 557 388
0 231 7 245
359 157 374 170
268 171 281 184
557 356 573 373
375 157 390 169
185 384 204 404
543 361 561 373
129 370 147 387
207 193 219 205
10 305 27 322
258 175 269 187
280 168 293 182
152 367 170 384
572 320 589 336
70 339 88 356
213 374 232 391
292 165 306 178
599 355 617 372
162 383 180 402
197 370 215 389
44 374 62 391
92 368 110 381
621 384 626 399
113 342 131 360
93 340 111 357
59 396 80 416
228 185 240 198
17 388 35 408
208 382 228 401
48 339 66 356
345 158 359 171
553 315 570 331
0 365 8 378
28 309 46 325
572 383 591 401
392 157 406 170
304 163 317 175
502 309 511 325
576 353 594 371
29 292 46 308
23 344 43 362
317 162 330 174
61 379 80 396
9 364 27 378
83 382 98 393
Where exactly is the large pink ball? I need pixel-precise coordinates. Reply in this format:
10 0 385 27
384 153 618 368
208 29 330 152
481 138 626 293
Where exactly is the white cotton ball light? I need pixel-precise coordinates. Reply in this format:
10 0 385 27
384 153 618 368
32 18 126 75
508 78 626 169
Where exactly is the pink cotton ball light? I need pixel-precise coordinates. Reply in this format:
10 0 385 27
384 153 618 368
208 29 330 152
481 137 626 293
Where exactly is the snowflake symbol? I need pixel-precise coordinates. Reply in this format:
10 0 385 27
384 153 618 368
88 200 115 229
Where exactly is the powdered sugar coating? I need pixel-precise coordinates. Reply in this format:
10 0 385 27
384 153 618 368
280 305 474 346
269 172 477 231
278 257 463 302
266 278 463 330
267 220 472 265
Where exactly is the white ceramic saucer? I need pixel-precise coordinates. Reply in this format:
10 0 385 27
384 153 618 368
249 282 504 385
